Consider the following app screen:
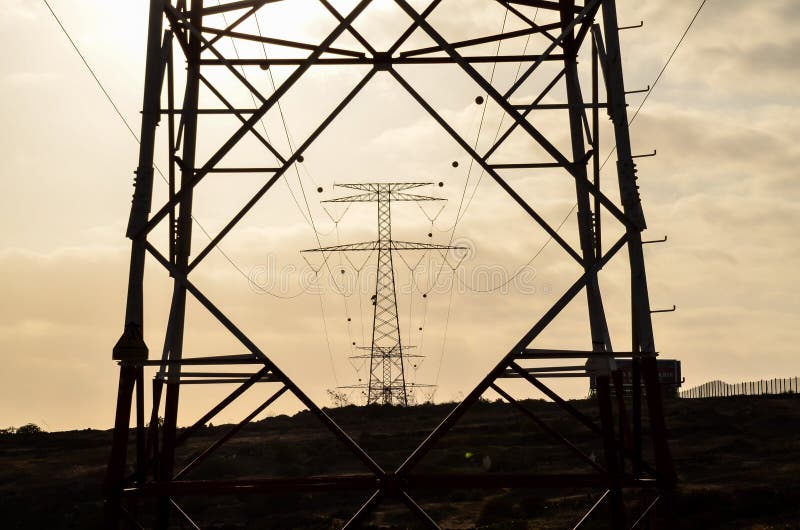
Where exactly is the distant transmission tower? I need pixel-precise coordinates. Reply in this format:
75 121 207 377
303 183 464 405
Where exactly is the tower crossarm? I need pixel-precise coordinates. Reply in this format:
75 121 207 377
335 182 432 192
300 240 467 253
322 193 382 203
322 192 444 203
390 240 468 251
322 182 445 203
300 240 379 253
389 192 443 202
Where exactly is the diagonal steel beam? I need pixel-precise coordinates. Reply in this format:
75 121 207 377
169 499 201 530
400 491 441 529
400 23 561 57
393 0 580 170
144 242 386 476
174 385 289 479
198 73 286 163
392 1 635 232
317 0 377 55
503 0 599 97
342 490 384 530
137 0 376 240
389 69 584 265
483 67 566 160
201 4 263 51
496 0 560 44
395 233 628 475
200 0 281 17
187 68 377 272
166 3 270 105
490 383 606 473
387 0 443 56
572 490 610 529
200 25 366 57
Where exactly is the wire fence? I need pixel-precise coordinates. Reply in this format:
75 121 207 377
680 377 800 399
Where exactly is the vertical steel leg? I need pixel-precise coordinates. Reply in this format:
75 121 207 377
104 364 138 529
156 2 203 527
596 375 625 530
135 368 146 485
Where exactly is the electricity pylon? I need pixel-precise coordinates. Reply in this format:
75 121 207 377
105 1 679 528
303 183 464 405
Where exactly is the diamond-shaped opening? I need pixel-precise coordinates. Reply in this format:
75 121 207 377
134 6 648 525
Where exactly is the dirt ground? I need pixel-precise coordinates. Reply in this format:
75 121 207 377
1 395 798 529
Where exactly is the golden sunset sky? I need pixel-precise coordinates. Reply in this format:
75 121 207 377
1 0 798 431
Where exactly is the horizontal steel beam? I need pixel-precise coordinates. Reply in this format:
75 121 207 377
123 473 656 497
199 0 280 17
506 0 584 13
198 26 365 57
197 54 565 66
130 355 265 366
156 378 280 385
490 162 566 169
515 349 657 359
499 371 591 378
512 103 610 110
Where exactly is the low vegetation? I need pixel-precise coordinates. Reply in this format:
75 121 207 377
0 397 798 528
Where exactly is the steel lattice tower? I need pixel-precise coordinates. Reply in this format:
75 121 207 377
303 183 464 405
104 1 679 528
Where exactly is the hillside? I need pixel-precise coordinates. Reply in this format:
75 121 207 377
1 395 798 529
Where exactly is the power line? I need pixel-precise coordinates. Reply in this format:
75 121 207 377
600 0 709 168
457 202 575 293
428 6 521 392
217 4 315 229
630 0 709 125
417 7 513 299
43 0 137 143
446 9 511 242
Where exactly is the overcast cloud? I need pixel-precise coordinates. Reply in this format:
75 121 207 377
0 0 798 430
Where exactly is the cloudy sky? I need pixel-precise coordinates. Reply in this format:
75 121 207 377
1 0 798 431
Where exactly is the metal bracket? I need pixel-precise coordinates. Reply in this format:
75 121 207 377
618 21 644 31
642 235 667 245
632 149 657 159
374 52 392 71
625 85 650 95
650 305 676 314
